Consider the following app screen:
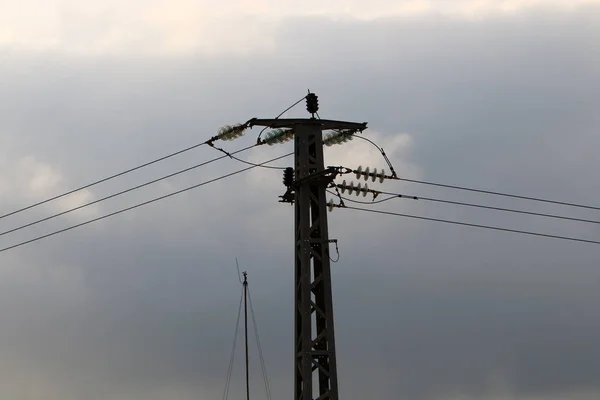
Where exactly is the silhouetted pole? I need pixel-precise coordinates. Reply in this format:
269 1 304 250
248 94 367 400
243 271 250 400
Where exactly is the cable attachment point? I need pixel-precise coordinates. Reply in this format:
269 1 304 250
207 141 233 159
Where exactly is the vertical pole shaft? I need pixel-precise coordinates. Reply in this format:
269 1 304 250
243 272 250 400
294 122 338 400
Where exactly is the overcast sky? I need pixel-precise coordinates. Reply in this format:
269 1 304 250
1 1 600 399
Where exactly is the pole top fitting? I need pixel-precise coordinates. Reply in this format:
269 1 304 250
306 92 319 116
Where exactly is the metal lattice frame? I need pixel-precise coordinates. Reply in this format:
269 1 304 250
294 123 338 400
246 116 366 400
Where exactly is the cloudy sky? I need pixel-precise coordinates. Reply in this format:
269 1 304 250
1 0 600 399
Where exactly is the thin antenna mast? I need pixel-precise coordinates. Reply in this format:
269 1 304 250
243 271 250 400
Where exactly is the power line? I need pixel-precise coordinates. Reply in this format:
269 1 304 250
224 154 287 170
0 152 293 254
327 190 397 205
275 95 309 119
340 206 600 245
347 128 599 211
333 187 600 225
0 144 257 238
208 143 287 170
351 134 398 178
395 177 600 211
256 94 308 143
0 139 215 221
230 155 286 170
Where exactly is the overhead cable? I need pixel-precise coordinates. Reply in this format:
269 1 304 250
333 185 600 225
396 177 600 211
0 144 258 238
339 206 600 245
0 152 293 254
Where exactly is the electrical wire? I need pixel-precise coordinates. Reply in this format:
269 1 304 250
226 154 287 170
275 95 308 119
351 135 398 178
395 177 600 211
236 257 243 284
223 287 244 400
256 94 308 143
329 240 340 263
341 206 600 245
247 287 273 400
333 187 600 225
348 129 599 211
0 139 214 221
208 143 287 170
326 190 397 205
0 152 293 254
0 144 258 238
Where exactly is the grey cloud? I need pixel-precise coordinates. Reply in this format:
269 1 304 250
1 5 600 399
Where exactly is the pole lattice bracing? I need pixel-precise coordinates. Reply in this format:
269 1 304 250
294 123 338 400
246 96 367 400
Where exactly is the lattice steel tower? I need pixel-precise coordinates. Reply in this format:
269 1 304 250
248 94 367 400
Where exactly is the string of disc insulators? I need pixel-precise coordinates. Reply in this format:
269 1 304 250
323 130 355 146
353 166 388 183
261 128 295 145
337 180 380 197
217 124 248 141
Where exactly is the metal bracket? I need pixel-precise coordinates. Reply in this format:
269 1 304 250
247 117 367 132
279 167 346 204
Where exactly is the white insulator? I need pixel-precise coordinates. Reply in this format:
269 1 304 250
340 180 347 194
356 166 362 180
219 127 232 140
364 167 370 181
324 133 337 146
349 181 355 194
327 199 335 212
264 129 294 146
355 183 362 196
219 124 246 141
219 125 232 135
379 169 385 183
324 131 353 146
371 168 377 182
362 183 369 197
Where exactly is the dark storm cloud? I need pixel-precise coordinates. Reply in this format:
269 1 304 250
0 5 599 399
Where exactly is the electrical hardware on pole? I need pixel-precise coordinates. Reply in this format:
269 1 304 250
246 93 366 400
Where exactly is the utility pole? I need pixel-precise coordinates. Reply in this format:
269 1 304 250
248 94 367 400
243 271 250 400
